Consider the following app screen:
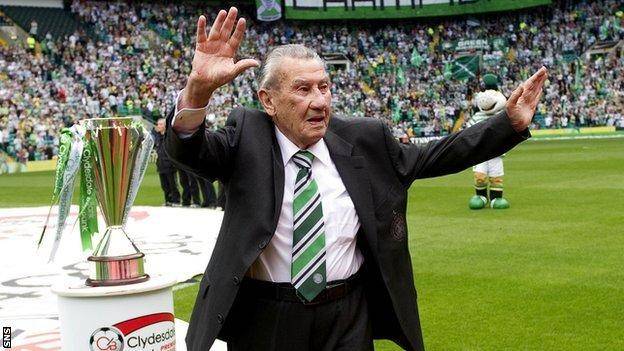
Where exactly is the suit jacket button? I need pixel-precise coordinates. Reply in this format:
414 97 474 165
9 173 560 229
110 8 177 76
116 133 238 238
217 313 224 324
258 240 268 250
233 276 240 285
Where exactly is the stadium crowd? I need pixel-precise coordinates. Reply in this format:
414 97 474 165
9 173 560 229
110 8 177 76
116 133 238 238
0 0 622 161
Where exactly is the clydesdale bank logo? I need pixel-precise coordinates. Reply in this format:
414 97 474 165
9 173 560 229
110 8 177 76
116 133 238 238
89 312 176 351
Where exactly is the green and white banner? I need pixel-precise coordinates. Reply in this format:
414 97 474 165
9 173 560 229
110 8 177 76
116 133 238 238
284 0 551 20
442 37 508 52
257 0 282 21
452 55 480 80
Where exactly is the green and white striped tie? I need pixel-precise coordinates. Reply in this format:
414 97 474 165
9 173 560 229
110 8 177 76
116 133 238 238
291 150 326 302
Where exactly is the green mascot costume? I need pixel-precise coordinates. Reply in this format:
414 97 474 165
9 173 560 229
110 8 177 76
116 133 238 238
467 74 510 210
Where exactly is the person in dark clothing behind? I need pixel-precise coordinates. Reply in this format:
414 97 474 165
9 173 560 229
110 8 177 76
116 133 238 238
197 114 219 209
179 169 202 207
215 181 226 209
198 176 217 208
152 118 181 206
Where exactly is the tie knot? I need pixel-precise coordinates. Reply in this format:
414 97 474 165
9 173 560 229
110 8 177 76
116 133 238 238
293 150 314 169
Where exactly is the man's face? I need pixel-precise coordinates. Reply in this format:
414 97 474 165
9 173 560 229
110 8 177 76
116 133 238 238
156 119 165 133
261 58 332 149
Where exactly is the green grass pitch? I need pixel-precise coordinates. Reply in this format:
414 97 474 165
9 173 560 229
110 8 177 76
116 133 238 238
1 138 622 350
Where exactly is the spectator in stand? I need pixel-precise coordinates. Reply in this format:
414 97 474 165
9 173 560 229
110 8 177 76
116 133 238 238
29 20 38 37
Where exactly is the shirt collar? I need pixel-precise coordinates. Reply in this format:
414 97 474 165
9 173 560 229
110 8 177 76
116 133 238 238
274 126 332 167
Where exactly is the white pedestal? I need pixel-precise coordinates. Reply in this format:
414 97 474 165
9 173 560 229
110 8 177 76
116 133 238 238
52 275 184 351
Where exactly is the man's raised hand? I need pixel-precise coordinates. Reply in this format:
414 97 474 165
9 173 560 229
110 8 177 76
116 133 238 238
181 7 260 109
506 66 548 132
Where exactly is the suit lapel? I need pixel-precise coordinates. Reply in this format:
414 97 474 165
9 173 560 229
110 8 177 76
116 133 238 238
271 129 285 230
324 130 378 252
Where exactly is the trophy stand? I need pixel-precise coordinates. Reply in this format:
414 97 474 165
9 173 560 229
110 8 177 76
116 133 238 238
52 275 185 351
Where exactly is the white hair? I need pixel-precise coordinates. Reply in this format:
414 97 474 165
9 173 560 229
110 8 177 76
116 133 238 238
258 44 325 90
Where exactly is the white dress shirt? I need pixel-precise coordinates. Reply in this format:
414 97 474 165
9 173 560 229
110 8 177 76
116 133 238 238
172 92 364 283
171 90 207 137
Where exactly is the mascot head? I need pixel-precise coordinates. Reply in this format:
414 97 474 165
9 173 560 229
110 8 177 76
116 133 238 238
475 90 507 115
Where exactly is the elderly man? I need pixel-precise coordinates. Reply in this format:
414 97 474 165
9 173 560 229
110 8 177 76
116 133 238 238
166 7 547 351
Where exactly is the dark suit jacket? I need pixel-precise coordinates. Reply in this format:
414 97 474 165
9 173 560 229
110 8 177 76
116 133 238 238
165 107 528 351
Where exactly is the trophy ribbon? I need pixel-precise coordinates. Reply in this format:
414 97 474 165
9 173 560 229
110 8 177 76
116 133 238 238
37 128 72 248
48 126 84 262
78 137 99 251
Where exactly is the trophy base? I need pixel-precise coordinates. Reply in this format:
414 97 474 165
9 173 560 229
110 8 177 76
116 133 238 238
86 252 149 287
86 275 150 287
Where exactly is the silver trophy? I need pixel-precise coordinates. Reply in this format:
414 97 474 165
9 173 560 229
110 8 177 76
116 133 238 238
84 117 153 286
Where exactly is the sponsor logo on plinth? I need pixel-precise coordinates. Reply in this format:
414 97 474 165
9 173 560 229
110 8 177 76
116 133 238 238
89 312 176 351
90 327 124 350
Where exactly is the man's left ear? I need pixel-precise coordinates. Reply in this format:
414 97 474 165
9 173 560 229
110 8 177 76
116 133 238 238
258 89 276 117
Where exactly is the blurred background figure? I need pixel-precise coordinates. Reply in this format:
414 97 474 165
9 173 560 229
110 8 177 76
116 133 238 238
199 114 218 209
198 177 217 208
178 170 201 207
152 118 181 206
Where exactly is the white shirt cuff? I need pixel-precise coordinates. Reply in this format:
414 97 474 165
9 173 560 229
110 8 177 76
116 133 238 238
172 89 208 138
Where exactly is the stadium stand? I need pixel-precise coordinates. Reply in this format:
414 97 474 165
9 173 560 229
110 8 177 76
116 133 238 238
0 5 86 41
0 12 10 26
0 0 622 162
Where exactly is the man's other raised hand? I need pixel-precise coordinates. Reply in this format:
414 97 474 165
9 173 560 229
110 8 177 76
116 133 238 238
506 66 548 132
180 7 260 110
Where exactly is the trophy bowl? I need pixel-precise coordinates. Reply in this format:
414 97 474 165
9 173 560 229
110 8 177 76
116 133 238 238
84 117 150 286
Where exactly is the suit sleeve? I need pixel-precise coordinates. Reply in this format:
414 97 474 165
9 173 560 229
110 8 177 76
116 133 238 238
164 107 245 182
384 110 530 186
